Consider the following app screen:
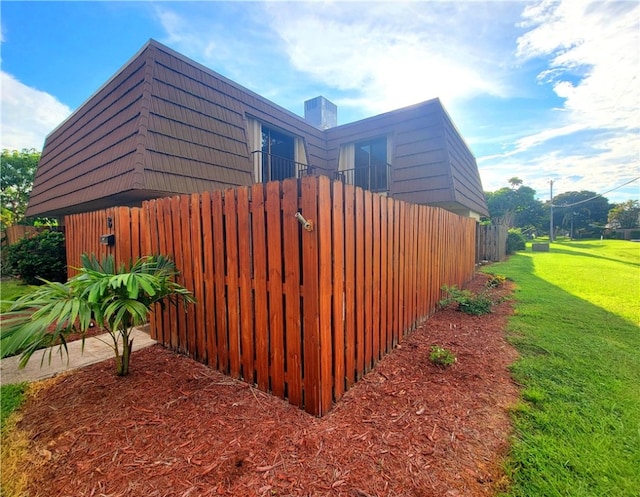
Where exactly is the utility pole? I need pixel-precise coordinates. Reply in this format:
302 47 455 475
549 180 554 242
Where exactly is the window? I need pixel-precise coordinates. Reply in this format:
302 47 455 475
247 118 308 182
261 126 295 182
354 137 388 191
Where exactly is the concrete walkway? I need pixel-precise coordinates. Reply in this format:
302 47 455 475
0 328 157 385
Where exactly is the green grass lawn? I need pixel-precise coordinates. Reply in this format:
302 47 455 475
485 239 640 497
0 278 33 313
0 383 28 431
1 279 33 425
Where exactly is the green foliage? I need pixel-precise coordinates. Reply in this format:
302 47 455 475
429 345 456 367
5 230 66 285
439 285 493 315
486 274 507 288
608 200 640 229
0 254 196 376
484 180 545 232
551 190 611 236
506 229 527 254
0 148 40 228
484 240 640 496
0 383 28 431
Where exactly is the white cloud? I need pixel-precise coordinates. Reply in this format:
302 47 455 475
0 72 71 151
263 1 515 115
153 4 284 90
478 0 640 201
515 0 639 142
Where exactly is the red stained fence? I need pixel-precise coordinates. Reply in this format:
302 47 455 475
65 176 477 416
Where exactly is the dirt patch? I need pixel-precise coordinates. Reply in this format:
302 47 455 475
13 273 519 497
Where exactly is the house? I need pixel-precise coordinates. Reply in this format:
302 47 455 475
26 39 488 220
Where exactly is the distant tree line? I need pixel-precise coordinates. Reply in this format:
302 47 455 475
483 177 639 239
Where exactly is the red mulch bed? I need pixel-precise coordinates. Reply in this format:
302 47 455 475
16 273 519 497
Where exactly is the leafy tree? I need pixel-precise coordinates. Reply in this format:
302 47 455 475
508 177 523 189
0 149 40 227
552 191 611 237
1 254 195 376
608 200 640 229
485 181 545 232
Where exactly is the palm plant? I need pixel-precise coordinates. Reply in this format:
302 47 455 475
1 254 195 376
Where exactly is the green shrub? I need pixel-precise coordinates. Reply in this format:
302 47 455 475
429 345 456 367
5 230 67 285
486 274 506 288
506 229 526 254
439 285 493 315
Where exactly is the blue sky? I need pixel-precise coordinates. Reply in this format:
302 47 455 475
1 0 638 202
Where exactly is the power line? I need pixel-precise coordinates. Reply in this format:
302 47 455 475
551 176 640 208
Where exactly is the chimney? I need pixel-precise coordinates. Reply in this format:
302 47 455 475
304 96 337 130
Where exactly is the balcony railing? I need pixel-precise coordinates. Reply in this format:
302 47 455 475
334 163 391 193
251 151 315 182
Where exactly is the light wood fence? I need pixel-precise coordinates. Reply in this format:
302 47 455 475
65 176 477 416
476 224 508 262
1 225 48 246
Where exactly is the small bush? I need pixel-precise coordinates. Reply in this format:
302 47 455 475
486 274 506 288
439 285 493 315
5 230 67 285
429 345 456 367
506 229 526 254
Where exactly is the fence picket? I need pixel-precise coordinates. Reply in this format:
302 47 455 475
282 179 303 406
266 181 285 397
180 195 196 356
211 190 228 373
251 184 269 391
318 176 333 411
379 196 388 357
190 194 206 362
331 181 345 398
343 184 356 388
224 188 241 378
363 192 373 372
301 177 321 414
237 187 254 382
372 193 381 362
201 192 217 367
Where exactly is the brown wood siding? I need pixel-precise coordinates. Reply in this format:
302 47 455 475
151 43 329 174
146 50 253 189
442 112 488 216
27 56 149 217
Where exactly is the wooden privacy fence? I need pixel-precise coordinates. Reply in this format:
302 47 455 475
66 176 477 416
476 224 508 262
1 225 49 246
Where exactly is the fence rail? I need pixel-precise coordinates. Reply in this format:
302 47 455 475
66 176 477 416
